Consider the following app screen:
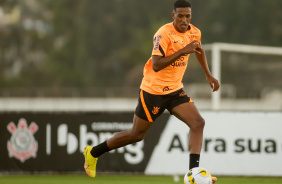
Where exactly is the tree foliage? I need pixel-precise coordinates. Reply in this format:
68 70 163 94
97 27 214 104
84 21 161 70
0 0 281 96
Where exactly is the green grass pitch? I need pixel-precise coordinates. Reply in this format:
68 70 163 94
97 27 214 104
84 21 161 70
1 175 282 184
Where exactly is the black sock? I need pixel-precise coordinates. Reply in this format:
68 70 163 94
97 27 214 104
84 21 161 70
90 141 110 158
189 154 200 169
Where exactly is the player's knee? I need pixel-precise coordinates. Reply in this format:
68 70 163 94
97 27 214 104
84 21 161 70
198 117 205 129
191 117 205 131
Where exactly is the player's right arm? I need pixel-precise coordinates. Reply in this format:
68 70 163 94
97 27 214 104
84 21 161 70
152 40 202 72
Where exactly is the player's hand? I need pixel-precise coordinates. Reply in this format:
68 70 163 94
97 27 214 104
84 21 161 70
206 75 220 92
183 40 203 54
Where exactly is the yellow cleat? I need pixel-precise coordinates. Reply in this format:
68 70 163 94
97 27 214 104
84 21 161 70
211 176 217 184
83 146 98 178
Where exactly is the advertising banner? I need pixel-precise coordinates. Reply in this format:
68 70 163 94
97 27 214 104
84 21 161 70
1 111 282 176
145 111 282 176
0 112 169 173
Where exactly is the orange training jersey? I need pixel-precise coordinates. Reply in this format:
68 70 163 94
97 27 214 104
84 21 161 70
140 22 201 95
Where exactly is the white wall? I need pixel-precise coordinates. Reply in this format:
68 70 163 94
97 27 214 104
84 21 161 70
0 97 281 111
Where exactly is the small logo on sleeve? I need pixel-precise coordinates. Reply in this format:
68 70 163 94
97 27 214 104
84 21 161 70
153 35 162 50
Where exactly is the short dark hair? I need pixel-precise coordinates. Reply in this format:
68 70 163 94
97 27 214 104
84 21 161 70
174 0 191 11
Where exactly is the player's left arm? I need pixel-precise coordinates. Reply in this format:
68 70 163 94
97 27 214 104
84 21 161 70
195 46 220 92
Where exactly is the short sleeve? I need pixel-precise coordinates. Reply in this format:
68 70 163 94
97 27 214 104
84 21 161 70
195 30 201 42
151 29 169 57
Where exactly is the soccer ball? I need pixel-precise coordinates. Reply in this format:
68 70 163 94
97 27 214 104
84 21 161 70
184 167 212 184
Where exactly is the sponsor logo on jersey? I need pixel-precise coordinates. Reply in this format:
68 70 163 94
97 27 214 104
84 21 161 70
163 86 170 92
173 40 186 46
171 54 188 68
171 61 187 68
153 35 162 50
7 118 38 162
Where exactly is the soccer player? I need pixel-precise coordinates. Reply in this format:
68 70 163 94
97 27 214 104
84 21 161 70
84 0 219 183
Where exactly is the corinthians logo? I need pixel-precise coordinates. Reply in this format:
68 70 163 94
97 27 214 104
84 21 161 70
7 118 39 162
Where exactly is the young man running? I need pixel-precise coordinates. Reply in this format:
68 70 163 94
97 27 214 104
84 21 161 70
84 0 219 182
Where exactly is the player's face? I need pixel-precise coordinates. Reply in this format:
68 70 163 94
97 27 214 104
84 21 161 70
172 7 192 33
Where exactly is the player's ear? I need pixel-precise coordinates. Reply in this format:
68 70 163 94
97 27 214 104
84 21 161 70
172 11 175 20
